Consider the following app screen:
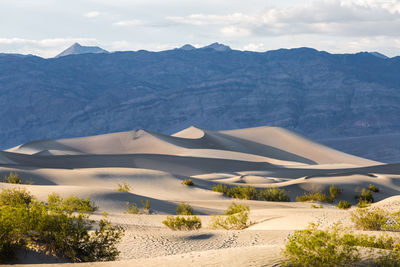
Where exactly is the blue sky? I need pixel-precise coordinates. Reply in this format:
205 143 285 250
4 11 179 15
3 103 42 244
1 0 399 57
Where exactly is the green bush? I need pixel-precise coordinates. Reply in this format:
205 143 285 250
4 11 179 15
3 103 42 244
3 172 22 184
357 200 371 208
212 184 290 202
356 188 374 203
368 184 380 193
296 191 331 203
176 202 193 215
162 216 201 230
282 223 361 267
141 200 150 214
311 204 323 209
329 185 343 199
125 202 139 214
337 200 351 210
212 184 230 195
0 188 124 263
282 223 400 267
117 182 130 192
258 188 290 202
210 203 250 230
182 179 194 186
351 208 389 231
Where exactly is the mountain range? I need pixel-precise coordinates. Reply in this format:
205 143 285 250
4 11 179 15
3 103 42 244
0 43 399 162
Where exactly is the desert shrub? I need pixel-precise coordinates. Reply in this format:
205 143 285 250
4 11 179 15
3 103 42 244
125 202 139 214
329 185 343 199
141 200 150 214
210 203 250 230
47 193 98 215
0 188 124 263
357 200 371 208
182 179 194 186
337 200 351 210
229 186 258 200
296 191 331 203
351 208 389 231
0 187 33 206
162 216 201 230
117 182 130 192
212 184 230 195
176 202 193 215
283 223 400 267
3 172 22 184
356 188 374 203
311 204 323 209
368 184 380 193
282 223 361 267
258 188 290 202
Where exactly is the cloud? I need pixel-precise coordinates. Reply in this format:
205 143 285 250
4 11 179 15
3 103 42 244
0 38 98 57
242 43 265 51
84 11 100 18
165 0 400 37
113 19 144 26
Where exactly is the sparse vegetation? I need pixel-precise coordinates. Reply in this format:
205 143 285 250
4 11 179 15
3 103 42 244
282 222 400 267
176 202 194 215
258 188 290 202
210 202 250 230
182 179 194 186
162 216 201 230
311 204 323 209
296 191 331 203
337 200 351 210
117 182 130 192
0 188 124 263
356 188 374 203
141 200 150 214
351 208 400 231
357 200 371 208
329 184 343 199
368 184 380 193
125 202 139 214
212 184 290 202
3 172 21 184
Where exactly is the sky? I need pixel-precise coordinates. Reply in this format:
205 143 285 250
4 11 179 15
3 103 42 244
0 0 400 58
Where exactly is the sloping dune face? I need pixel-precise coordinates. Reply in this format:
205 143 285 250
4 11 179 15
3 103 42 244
3 125 398 215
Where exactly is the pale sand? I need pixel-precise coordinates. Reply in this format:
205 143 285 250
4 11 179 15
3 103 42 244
1 126 399 266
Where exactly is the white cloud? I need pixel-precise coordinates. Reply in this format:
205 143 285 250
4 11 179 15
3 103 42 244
242 43 265 51
220 26 251 37
84 11 100 18
113 20 144 26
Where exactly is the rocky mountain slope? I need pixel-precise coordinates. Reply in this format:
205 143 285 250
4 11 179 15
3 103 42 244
0 45 399 161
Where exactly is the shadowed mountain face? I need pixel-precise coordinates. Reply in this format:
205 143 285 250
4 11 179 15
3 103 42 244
0 46 399 162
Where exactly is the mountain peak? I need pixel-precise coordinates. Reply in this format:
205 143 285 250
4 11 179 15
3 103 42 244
368 52 389 59
179 44 196 51
55 43 109 58
202 42 231 51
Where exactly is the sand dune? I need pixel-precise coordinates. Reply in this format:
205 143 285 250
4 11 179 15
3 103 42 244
1 125 399 266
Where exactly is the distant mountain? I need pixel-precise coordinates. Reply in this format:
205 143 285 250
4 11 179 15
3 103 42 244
55 43 109 58
0 46 400 162
368 52 389 59
202 42 231 51
179 44 196 51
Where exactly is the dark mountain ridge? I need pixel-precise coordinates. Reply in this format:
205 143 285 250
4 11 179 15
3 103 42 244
0 46 399 162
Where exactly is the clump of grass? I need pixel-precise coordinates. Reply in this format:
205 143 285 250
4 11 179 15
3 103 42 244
258 188 290 202
162 216 201 230
210 202 250 230
117 182 130 192
336 200 351 210
351 208 390 231
212 184 290 202
296 191 331 203
176 202 193 215
182 179 194 186
125 202 139 214
3 172 21 184
311 204 323 209
329 185 343 199
141 200 150 214
368 184 380 193
282 222 400 267
357 200 371 208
